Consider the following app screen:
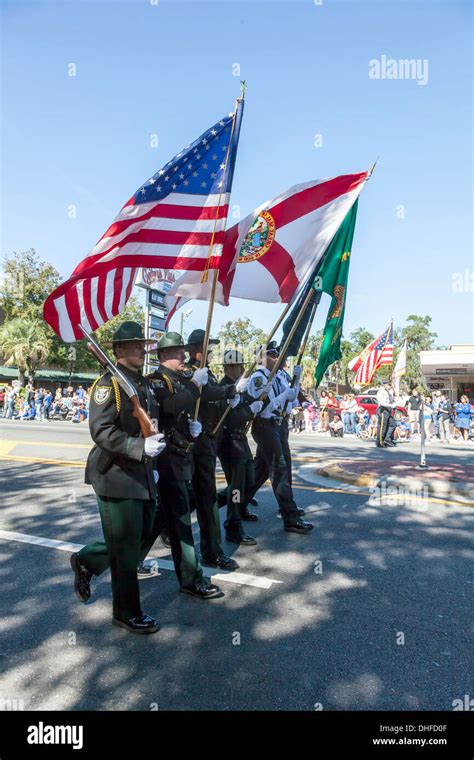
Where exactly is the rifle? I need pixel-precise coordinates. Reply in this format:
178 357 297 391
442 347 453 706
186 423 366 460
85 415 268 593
78 325 157 438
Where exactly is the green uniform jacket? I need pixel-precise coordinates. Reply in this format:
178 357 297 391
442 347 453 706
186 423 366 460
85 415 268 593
85 366 158 500
148 365 200 481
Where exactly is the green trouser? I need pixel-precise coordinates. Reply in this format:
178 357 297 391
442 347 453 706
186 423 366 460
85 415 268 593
150 478 203 588
192 451 223 561
220 456 255 539
77 497 156 621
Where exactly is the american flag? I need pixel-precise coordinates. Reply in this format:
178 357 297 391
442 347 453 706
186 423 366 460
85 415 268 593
44 98 244 342
354 323 394 385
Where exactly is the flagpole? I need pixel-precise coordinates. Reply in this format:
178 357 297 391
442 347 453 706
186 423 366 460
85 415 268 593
193 83 245 420
211 298 294 435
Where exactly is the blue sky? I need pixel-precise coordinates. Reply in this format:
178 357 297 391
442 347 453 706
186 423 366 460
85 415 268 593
1 0 473 346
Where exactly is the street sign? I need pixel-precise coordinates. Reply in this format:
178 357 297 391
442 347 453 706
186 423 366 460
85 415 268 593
150 314 166 332
136 268 177 294
148 290 166 308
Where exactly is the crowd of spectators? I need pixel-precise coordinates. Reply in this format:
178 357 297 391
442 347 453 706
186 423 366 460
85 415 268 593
289 388 473 443
0 382 91 423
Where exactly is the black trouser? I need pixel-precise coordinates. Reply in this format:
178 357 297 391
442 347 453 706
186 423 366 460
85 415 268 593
245 419 300 527
145 478 203 588
377 407 396 446
219 455 255 539
192 449 224 561
77 497 156 621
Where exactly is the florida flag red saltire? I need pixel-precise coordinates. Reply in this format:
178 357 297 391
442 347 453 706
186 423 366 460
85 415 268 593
165 170 369 324
351 323 394 386
43 99 244 342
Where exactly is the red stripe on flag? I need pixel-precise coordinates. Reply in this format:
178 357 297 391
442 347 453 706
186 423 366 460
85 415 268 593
270 173 367 229
82 279 99 332
98 202 230 242
82 228 224 264
112 269 124 315
258 240 300 302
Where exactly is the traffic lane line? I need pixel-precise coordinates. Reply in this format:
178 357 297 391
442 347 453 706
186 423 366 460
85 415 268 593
0 530 282 590
1 455 471 508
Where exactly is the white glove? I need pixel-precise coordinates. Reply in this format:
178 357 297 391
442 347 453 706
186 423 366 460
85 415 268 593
191 368 209 388
249 400 264 415
293 365 302 380
188 419 202 438
285 387 298 402
236 376 250 393
153 470 159 484
253 381 273 398
228 394 241 409
144 433 166 457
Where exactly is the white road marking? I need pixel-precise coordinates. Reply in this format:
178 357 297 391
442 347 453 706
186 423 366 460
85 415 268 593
0 529 283 590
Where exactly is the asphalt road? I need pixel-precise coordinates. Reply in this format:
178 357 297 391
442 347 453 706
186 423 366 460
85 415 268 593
0 418 472 711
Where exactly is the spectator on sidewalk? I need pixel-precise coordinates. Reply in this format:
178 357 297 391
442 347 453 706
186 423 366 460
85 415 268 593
406 389 422 435
327 391 338 423
347 393 360 434
367 414 378 439
43 389 53 420
72 401 88 423
422 395 434 441
34 388 44 421
303 402 313 433
4 386 17 419
329 414 344 437
437 394 452 442
76 385 85 400
319 390 329 432
355 409 370 437
394 419 411 441
340 394 350 433
0 386 5 415
431 391 442 439
454 395 471 442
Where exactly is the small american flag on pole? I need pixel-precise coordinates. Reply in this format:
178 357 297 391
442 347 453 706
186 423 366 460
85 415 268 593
354 322 394 386
44 97 244 342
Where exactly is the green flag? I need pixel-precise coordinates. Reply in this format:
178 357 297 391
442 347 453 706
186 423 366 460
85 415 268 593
314 200 359 387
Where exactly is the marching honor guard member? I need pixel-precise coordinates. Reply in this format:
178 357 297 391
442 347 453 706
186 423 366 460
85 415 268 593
185 329 240 571
245 342 314 534
217 350 262 546
70 321 166 635
376 380 397 447
147 332 223 599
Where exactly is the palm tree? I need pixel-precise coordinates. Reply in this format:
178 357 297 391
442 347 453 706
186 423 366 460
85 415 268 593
0 318 51 384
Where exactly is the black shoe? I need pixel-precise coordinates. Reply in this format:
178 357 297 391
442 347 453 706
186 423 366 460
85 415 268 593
201 554 239 571
113 613 160 635
250 497 259 507
180 580 223 599
297 507 305 515
241 508 258 522
284 520 314 534
137 560 159 579
159 529 171 549
226 533 257 546
70 552 93 603
384 441 396 447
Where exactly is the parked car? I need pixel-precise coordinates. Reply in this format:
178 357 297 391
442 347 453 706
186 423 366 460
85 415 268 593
355 394 408 421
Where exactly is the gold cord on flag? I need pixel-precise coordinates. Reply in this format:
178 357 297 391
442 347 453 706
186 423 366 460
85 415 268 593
200 89 242 284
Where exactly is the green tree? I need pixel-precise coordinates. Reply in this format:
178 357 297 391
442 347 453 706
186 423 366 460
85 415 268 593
0 317 51 384
0 249 61 322
399 314 437 391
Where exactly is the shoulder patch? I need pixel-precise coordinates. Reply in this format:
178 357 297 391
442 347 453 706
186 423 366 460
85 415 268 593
255 376 263 389
152 378 165 389
94 385 112 405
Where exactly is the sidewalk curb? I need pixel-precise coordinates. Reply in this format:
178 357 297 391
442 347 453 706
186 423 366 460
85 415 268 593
314 462 474 505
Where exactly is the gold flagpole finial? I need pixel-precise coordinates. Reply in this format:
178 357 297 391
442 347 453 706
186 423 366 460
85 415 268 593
368 157 379 178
